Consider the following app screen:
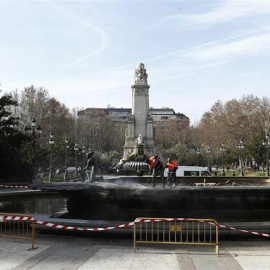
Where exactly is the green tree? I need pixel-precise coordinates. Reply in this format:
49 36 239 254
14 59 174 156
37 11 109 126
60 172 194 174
0 92 31 182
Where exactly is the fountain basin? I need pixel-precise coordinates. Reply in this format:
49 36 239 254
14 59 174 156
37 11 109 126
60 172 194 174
31 178 270 222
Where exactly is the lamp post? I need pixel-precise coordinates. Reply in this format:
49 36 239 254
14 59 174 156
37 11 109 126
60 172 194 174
48 132 55 183
238 139 245 176
220 142 226 176
262 131 270 177
24 118 42 181
74 142 79 178
196 148 200 166
207 145 211 172
64 138 69 181
82 145 86 182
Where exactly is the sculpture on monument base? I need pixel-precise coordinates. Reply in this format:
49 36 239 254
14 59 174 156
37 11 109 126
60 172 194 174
136 133 144 145
119 134 146 165
118 133 150 174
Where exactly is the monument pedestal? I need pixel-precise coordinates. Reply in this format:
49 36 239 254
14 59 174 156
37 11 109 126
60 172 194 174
119 63 156 168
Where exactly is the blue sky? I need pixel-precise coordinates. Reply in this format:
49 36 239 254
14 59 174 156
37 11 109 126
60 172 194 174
1 0 270 124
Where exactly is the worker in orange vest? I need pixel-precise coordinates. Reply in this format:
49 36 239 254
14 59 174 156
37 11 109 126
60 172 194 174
146 155 165 187
166 158 178 186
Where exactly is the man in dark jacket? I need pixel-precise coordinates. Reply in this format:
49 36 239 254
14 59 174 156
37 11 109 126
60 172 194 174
84 150 96 182
146 155 165 187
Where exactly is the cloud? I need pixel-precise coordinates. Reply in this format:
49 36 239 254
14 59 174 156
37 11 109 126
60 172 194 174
185 32 270 62
238 70 270 78
43 26 270 97
44 2 108 80
45 68 132 97
138 28 270 86
141 27 270 67
164 0 270 26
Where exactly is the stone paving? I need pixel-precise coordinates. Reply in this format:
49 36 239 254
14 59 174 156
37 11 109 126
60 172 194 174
0 233 270 270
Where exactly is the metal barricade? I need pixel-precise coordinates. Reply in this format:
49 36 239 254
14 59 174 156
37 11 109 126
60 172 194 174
0 213 36 250
134 217 219 256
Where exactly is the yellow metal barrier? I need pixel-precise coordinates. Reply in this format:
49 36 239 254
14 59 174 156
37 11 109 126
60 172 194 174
134 218 219 256
0 213 36 250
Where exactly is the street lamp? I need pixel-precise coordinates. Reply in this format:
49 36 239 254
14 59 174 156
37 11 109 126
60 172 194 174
64 138 69 181
82 145 86 182
207 145 211 172
74 142 79 178
24 118 42 181
238 139 245 176
196 148 200 166
48 132 55 183
220 142 226 176
262 131 270 177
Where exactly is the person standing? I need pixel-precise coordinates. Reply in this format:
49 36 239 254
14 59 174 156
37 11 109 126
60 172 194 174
166 158 178 186
145 155 154 184
84 150 96 182
146 155 165 187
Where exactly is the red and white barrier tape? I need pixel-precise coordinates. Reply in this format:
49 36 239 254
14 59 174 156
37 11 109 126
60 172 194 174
0 215 33 221
33 220 135 231
0 215 134 231
135 218 188 223
211 222 270 238
0 185 28 189
134 218 270 238
1 215 269 237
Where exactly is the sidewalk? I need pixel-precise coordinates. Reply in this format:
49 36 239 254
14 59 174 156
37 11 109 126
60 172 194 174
1 232 270 270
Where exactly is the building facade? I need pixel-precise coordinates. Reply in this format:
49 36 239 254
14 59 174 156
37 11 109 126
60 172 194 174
78 106 189 129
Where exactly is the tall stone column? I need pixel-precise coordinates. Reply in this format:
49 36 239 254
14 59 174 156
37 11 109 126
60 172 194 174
121 63 156 162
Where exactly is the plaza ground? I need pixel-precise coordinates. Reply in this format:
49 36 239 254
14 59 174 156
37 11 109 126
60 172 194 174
0 231 270 270
1 187 270 269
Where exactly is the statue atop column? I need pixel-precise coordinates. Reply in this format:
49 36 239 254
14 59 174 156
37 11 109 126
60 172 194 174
134 63 148 85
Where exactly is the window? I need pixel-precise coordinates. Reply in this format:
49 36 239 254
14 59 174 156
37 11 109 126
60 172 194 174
184 171 199 176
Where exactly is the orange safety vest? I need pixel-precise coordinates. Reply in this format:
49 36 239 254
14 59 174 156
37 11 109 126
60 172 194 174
148 156 155 168
167 160 178 170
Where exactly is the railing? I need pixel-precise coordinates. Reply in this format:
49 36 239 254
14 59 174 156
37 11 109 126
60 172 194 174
134 217 219 256
0 213 35 250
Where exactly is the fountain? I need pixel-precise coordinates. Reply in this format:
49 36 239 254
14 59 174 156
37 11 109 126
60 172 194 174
31 63 270 223
120 133 149 174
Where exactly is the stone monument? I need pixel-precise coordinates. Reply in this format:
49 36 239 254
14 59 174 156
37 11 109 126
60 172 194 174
119 63 156 167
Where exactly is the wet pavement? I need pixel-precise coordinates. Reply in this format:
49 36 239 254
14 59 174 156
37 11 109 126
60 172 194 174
0 232 270 270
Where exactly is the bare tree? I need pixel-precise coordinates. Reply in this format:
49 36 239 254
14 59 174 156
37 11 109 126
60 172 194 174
194 95 270 166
